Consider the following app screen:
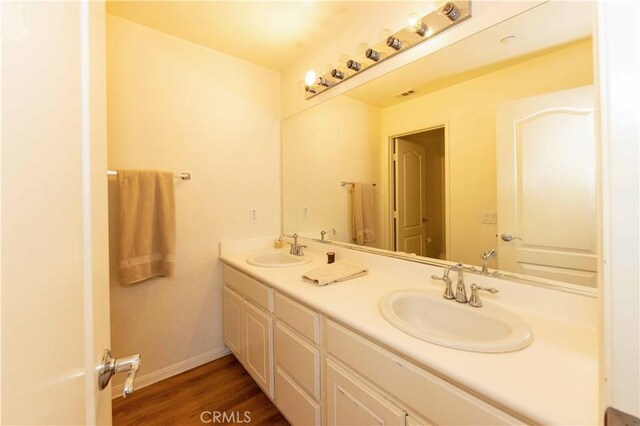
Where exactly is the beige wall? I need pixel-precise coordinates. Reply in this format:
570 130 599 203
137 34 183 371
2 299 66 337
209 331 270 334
106 15 281 390
381 39 593 267
282 96 382 247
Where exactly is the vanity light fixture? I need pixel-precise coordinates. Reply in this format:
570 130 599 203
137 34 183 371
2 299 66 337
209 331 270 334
304 1 470 99
387 36 403 51
366 48 381 62
347 59 362 71
317 77 331 87
441 2 461 21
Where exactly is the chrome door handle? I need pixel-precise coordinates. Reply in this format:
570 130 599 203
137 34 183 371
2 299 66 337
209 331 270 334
98 349 141 398
501 233 521 242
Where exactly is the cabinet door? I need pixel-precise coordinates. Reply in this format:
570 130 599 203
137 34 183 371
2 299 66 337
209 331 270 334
243 299 274 399
326 359 406 426
223 285 243 362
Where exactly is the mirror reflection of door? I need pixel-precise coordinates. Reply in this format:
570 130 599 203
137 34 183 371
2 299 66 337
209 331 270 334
497 86 597 286
393 127 446 257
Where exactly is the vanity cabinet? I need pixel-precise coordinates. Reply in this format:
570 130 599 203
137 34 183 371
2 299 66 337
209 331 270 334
222 265 274 398
221 264 527 426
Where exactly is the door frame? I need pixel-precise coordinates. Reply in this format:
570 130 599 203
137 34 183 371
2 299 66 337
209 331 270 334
387 121 450 260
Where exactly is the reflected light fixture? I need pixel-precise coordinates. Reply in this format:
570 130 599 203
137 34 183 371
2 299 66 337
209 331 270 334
387 36 403 51
347 59 361 71
366 48 381 62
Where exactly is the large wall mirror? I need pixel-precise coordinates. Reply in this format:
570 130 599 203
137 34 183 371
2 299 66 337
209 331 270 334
282 1 597 291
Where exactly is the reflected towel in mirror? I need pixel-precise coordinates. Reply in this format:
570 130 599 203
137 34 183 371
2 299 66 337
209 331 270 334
351 182 376 245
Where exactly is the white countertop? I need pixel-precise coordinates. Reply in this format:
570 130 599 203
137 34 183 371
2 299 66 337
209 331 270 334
219 241 599 425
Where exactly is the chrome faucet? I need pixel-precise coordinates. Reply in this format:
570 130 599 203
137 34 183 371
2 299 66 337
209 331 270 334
452 263 467 303
285 233 307 256
320 228 336 243
431 266 455 300
481 249 498 274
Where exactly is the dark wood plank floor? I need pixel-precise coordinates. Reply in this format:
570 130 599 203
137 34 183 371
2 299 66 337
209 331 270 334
113 355 289 426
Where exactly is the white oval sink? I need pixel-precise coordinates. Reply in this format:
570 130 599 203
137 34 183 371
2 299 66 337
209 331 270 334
246 250 313 268
379 289 533 353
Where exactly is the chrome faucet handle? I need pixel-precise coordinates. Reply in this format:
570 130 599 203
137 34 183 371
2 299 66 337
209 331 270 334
469 284 499 308
430 266 454 300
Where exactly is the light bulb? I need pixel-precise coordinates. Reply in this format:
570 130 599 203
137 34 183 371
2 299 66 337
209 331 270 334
407 14 428 37
304 70 317 86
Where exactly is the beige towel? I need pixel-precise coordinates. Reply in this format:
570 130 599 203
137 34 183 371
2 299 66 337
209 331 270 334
117 170 176 285
351 183 376 245
303 260 368 286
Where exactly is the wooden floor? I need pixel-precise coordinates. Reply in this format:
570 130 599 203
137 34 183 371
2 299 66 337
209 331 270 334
113 355 289 426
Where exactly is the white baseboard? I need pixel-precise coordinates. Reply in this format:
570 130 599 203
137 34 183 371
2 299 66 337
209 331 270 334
111 346 231 399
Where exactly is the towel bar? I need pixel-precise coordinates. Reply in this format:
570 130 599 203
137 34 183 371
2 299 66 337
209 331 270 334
341 181 376 187
107 170 191 181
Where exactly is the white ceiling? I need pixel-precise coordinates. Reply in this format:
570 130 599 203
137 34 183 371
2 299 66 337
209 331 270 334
106 1 438 72
346 1 594 107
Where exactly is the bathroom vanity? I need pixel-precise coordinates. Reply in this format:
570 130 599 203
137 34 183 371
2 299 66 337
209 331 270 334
220 239 598 426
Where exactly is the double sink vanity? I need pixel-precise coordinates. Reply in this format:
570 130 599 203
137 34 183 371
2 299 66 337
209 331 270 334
220 237 598 426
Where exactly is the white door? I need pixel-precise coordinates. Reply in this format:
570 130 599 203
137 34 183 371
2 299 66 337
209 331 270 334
2 1 113 424
395 138 427 255
496 86 597 286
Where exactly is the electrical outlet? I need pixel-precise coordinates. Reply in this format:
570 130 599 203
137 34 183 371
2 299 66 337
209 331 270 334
249 208 259 223
302 207 310 221
482 210 497 224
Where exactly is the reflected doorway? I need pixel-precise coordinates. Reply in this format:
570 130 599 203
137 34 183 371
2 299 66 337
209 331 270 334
392 127 446 258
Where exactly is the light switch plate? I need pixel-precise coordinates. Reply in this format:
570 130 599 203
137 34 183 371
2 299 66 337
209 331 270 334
302 207 310 221
249 208 259 223
482 211 497 224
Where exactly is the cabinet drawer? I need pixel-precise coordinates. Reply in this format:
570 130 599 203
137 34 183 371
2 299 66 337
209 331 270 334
275 323 320 399
326 320 525 425
275 367 321 426
275 292 320 344
224 265 273 312
326 358 406 426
